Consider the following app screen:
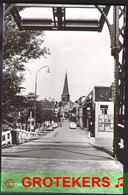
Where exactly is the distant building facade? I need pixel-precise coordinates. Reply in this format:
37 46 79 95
93 86 114 138
77 84 114 138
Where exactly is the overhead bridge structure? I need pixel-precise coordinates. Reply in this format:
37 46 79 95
5 3 126 163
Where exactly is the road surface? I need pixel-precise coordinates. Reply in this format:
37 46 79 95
2 120 123 172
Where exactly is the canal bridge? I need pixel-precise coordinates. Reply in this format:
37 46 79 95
4 2 128 165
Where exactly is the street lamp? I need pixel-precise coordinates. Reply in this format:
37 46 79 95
34 66 50 129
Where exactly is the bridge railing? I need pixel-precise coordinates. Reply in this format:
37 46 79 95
12 129 38 144
2 129 38 146
2 130 12 146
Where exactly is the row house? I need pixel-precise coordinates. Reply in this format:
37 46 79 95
77 85 114 138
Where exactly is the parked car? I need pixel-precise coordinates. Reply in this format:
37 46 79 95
44 121 51 127
47 125 54 131
69 122 77 129
53 122 58 128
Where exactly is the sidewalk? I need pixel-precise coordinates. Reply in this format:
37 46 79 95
88 137 113 157
76 126 114 156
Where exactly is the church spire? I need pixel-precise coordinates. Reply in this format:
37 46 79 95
61 72 70 103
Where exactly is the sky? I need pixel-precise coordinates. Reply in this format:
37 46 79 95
20 6 114 102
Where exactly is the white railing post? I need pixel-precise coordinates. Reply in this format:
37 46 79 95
2 130 12 146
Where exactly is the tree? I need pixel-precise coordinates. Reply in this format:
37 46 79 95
36 99 56 123
2 5 50 122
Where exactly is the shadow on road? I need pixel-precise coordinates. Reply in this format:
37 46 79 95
89 143 114 157
2 144 113 160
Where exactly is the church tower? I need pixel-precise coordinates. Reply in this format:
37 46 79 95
61 72 70 104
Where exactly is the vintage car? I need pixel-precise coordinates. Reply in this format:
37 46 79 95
69 122 77 129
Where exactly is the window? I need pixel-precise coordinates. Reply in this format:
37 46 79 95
62 97 65 101
99 115 114 132
100 105 108 115
101 108 108 114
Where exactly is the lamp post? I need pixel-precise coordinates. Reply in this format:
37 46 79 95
34 66 50 129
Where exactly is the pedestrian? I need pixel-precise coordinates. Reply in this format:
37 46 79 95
59 118 62 127
57 106 63 127
56 101 63 128
57 110 62 127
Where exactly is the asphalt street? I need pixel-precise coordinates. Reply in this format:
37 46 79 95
2 120 123 172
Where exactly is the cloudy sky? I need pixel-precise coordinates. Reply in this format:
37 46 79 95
20 6 114 102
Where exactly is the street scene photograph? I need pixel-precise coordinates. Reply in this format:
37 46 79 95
2 3 125 177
